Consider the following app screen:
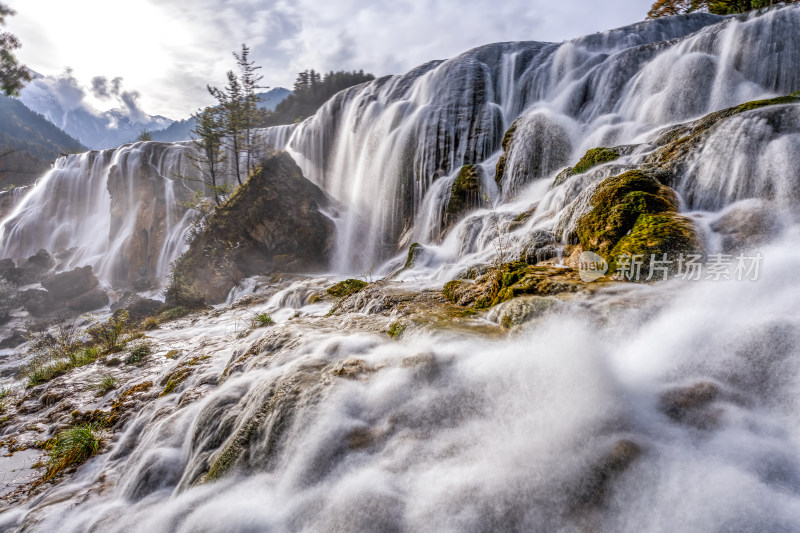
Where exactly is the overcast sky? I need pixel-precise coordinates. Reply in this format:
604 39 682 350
7 0 653 119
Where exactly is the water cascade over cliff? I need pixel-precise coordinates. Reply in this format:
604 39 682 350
3 6 800 532
0 142 200 289
268 6 800 271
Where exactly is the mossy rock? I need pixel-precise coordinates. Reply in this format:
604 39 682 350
576 170 678 257
404 243 422 270
444 165 487 228
734 94 800 113
442 262 596 309
494 119 520 186
576 170 700 276
610 213 699 270
573 147 620 174
326 279 368 298
554 146 621 187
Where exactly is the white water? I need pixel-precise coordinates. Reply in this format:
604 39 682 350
267 6 800 271
3 6 800 532
0 142 200 288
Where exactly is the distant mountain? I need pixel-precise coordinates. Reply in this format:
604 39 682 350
257 87 292 111
0 94 86 187
18 74 174 150
151 88 292 143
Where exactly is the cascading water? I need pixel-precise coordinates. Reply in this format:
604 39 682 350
265 6 800 272
5 6 800 532
0 142 201 289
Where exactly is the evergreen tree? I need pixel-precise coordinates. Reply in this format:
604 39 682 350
187 106 228 207
0 3 31 96
648 0 797 17
208 71 244 185
234 44 266 176
260 69 375 126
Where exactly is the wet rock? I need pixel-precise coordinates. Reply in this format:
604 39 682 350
519 229 558 265
17 249 55 283
42 266 99 300
442 165 488 233
659 381 721 429
65 287 109 312
576 439 642 507
20 289 53 316
168 152 336 304
111 293 162 320
710 199 782 252
0 329 27 349
490 295 562 328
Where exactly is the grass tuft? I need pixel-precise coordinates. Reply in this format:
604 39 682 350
43 424 102 481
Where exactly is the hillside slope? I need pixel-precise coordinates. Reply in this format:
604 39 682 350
0 95 86 187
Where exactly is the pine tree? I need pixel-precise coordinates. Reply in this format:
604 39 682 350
234 44 266 176
208 71 244 185
0 3 31 96
187 106 228 207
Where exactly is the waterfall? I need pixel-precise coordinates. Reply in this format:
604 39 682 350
269 5 800 271
6 6 800 532
0 142 201 289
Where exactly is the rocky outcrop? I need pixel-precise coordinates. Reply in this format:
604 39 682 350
42 266 98 300
442 165 488 234
575 170 701 275
495 113 572 197
106 146 195 290
553 146 623 187
168 152 336 304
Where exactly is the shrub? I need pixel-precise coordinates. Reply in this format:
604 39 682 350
124 342 151 365
142 316 160 331
163 268 206 309
0 387 13 413
157 306 190 323
43 424 102 481
250 312 273 329
87 312 129 354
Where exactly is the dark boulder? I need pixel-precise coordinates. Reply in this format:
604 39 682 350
65 287 109 312
42 266 100 300
111 293 162 320
168 151 336 304
20 289 53 316
0 258 15 278
17 249 54 284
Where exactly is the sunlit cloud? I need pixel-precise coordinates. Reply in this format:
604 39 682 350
6 0 653 118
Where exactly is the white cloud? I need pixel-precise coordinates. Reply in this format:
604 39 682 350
6 0 654 118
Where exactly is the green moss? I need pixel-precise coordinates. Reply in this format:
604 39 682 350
735 94 800 113
610 213 699 266
576 170 678 257
387 321 407 338
326 279 368 298
576 170 699 275
442 280 464 303
404 243 422 270
572 147 620 175
160 355 210 396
